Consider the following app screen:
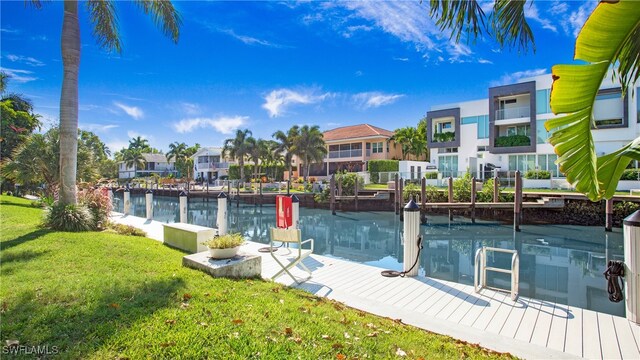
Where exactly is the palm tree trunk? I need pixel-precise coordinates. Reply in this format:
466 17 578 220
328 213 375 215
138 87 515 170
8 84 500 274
239 158 244 182
59 0 80 205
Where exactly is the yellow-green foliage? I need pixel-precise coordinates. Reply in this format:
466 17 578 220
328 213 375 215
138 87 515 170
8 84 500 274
202 233 245 249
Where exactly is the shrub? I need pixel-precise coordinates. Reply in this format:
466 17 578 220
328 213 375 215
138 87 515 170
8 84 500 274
314 188 330 203
202 233 244 249
424 172 438 179
432 132 455 143
368 160 399 183
494 135 530 147
453 172 472 202
403 183 421 201
621 169 640 181
44 203 94 232
78 188 113 230
335 172 364 196
524 170 551 179
106 222 147 237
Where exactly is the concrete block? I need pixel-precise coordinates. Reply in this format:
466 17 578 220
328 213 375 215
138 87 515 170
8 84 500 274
163 223 218 253
183 251 261 279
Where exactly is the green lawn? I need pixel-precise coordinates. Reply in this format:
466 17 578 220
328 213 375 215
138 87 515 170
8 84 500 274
0 195 513 359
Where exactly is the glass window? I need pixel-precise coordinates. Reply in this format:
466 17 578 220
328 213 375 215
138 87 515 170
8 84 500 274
509 156 517 171
442 122 452 129
536 89 551 114
536 120 549 144
527 155 535 170
372 142 383 153
547 154 559 177
507 126 516 136
461 116 477 125
438 155 458 177
538 155 547 171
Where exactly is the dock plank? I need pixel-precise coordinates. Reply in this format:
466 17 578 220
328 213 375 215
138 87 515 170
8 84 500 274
472 292 508 330
499 297 531 339
529 300 555 348
612 316 640 359
597 313 621 360
546 303 568 352
582 309 602 360
564 306 583 358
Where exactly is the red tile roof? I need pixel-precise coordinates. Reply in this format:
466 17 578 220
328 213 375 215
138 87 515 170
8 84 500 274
323 124 394 142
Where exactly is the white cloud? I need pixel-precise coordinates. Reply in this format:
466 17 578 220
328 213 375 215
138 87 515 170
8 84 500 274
352 92 404 109
219 29 283 47
566 2 597 38
524 3 557 32
447 42 473 63
105 139 130 154
491 68 548 86
0 67 37 83
549 1 569 16
354 70 363 77
478 58 493 64
0 28 19 33
31 35 48 41
80 123 119 133
126 131 154 143
114 102 144 120
180 102 202 116
342 24 373 38
172 115 248 134
262 88 332 118
5 54 45 66
392 57 409 62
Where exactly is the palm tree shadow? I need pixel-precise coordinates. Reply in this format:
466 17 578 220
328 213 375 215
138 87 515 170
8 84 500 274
1 229 52 251
2 277 185 356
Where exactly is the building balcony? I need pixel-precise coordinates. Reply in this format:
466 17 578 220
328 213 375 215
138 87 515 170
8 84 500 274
328 150 363 159
196 162 231 171
496 106 530 121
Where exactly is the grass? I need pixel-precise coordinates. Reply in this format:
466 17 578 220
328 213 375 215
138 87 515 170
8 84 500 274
364 184 389 190
0 195 514 359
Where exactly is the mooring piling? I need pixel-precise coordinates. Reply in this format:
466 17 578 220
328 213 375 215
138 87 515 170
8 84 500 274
217 192 228 235
448 176 454 221
420 177 427 224
514 171 522 232
471 176 476 224
399 178 404 222
606 198 613 232
179 190 188 223
330 174 336 215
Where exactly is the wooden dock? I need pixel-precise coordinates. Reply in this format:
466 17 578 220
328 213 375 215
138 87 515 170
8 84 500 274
110 213 640 359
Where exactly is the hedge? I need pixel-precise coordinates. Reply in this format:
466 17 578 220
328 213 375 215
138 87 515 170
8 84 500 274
368 160 399 183
524 170 551 179
621 169 640 181
494 134 530 147
228 164 285 181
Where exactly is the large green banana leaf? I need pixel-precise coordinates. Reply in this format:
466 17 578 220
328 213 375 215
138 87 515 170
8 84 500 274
546 0 640 201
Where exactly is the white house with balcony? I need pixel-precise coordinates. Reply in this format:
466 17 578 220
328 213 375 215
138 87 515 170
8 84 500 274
191 147 234 182
426 72 639 181
118 153 178 179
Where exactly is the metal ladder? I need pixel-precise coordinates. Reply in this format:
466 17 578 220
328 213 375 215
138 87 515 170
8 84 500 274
474 246 520 301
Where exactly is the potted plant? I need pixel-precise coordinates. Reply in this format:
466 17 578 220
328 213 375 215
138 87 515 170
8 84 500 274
202 233 245 259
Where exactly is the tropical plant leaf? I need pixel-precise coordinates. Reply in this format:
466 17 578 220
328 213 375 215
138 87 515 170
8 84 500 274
597 138 640 199
428 0 487 44
491 0 535 53
86 0 121 53
548 0 640 201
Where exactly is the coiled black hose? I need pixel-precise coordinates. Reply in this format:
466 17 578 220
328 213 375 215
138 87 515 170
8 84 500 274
603 260 625 303
381 236 423 278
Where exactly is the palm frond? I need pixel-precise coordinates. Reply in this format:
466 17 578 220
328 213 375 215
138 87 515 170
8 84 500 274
135 0 181 43
491 0 535 53
86 0 121 53
613 23 640 95
428 0 487 44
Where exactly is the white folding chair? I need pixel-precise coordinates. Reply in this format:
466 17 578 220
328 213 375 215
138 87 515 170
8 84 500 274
269 228 314 284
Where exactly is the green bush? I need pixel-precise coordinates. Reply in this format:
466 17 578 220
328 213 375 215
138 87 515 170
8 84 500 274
425 186 448 202
202 233 245 249
424 172 438 179
524 170 551 179
621 169 640 181
228 164 286 181
432 132 455 143
403 183 421 201
314 188 330 203
106 222 147 237
494 135 530 147
453 173 472 202
335 171 364 196
368 160 399 184
44 203 94 232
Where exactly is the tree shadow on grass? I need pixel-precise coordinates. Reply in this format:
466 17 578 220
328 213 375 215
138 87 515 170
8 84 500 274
0 199 40 209
0 229 52 251
1 249 51 276
1 277 185 358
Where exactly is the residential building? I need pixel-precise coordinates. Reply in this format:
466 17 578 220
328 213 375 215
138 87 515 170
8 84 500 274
426 73 639 179
118 153 177 179
191 147 234 182
301 124 404 178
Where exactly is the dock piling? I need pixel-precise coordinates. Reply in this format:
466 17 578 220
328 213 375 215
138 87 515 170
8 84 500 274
179 191 188 223
606 198 613 232
403 199 421 277
145 189 153 220
123 187 131 215
217 192 228 235
448 177 454 221
354 178 359 212
420 177 427 224
514 171 522 232
330 174 336 215
394 174 399 215
471 177 476 223
399 178 404 222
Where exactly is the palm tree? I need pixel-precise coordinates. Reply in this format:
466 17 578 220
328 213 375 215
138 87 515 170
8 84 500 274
391 127 413 160
129 136 151 152
123 149 146 178
273 125 300 179
247 138 271 181
166 141 189 179
29 1 181 205
223 129 253 181
295 125 327 181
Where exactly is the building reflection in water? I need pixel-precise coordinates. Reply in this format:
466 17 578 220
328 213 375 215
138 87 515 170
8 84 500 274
113 194 624 316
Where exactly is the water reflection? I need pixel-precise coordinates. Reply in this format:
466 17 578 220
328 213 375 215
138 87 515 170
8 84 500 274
113 194 624 316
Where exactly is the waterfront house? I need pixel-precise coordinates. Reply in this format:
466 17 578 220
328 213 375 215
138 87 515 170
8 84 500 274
299 124 404 178
426 73 639 179
118 153 178 179
191 147 234 183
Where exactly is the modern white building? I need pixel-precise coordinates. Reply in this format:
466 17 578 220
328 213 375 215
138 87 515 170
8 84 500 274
426 73 639 180
191 147 233 182
118 153 178 179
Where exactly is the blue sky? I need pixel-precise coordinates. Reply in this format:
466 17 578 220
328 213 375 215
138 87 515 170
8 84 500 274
1 1 596 155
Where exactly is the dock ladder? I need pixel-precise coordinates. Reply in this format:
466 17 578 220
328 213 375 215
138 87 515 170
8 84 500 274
474 246 519 301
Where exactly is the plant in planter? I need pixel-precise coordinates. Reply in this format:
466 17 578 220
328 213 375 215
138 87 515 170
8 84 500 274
202 233 245 259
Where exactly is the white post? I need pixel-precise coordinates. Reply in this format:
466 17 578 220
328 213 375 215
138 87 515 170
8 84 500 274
123 188 131 215
145 189 153 220
291 194 300 229
217 192 228 236
403 199 421 277
107 187 113 205
623 211 640 324
179 191 188 223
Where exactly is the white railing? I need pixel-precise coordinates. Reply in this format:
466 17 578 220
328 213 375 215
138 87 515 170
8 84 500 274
496 106 530 120
474 246 519 301
329 150 363 159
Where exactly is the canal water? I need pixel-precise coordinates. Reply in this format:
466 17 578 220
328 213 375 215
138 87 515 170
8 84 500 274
113 194 625 316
